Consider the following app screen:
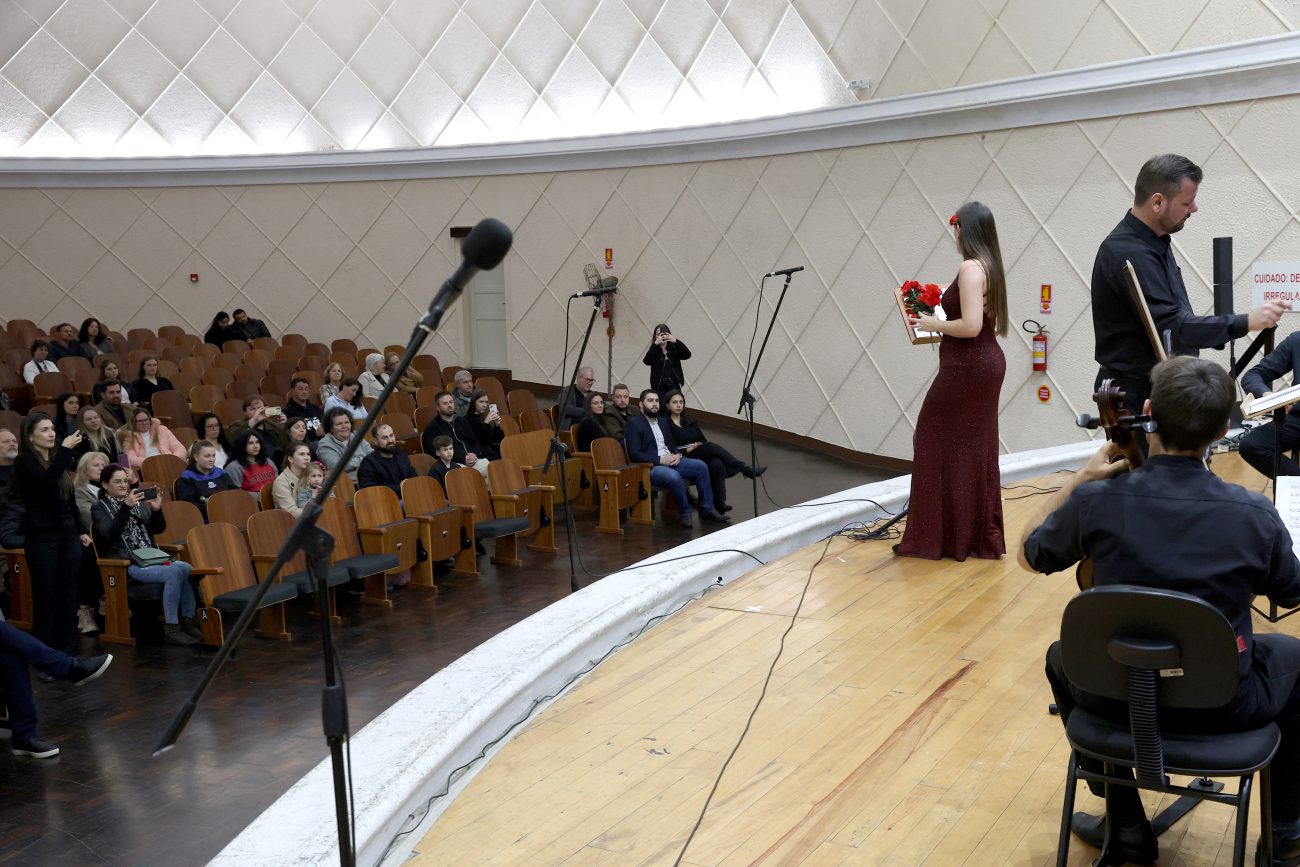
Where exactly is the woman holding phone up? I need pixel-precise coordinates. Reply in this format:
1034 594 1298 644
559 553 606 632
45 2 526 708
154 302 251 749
643 323 691 395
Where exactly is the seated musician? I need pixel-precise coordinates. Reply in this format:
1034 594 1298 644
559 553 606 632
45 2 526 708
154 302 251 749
1018 357 1300 865
1240 329 1300 479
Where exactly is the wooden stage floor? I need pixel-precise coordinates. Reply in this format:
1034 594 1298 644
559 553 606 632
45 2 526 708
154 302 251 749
410 453 1295 866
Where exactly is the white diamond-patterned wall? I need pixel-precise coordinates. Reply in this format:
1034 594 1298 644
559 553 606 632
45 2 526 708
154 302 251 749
1 0 1298 157
4 94 1300 459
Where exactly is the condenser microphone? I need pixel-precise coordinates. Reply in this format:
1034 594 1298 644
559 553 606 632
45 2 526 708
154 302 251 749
765 265 804 278
573 276 619 298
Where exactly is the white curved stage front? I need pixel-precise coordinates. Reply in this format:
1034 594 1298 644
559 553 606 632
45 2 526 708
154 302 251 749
212 441 1095 867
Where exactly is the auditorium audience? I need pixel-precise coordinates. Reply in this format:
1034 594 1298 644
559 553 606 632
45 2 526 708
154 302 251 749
452 369 476 416
358 353 388 400
204 311 232 347
74 407 120 464
558 366 594 428
94 359 131 404
644 323 690 395
283 377 324 439
388 352 422 395
47 323 81 363
575 393 607 452
272 443 315 517
14 413 88 655
121 406 186 469
175 440 238 519
357 424 416 496
92 464 199 646
195 413 231 468
92 379 132 427
602 384 634 441
320 362 346 406
664 389 763 515
427 435 462 492
228 308 271 341
323 378 368 421
317 408 372 483
624 390 726 528
421 391 488 478
223 430 276 494
53 393 80 436
22 340 56 384
78 318 114 357
0 619 112 759
130 356 174 410
465 390 505 461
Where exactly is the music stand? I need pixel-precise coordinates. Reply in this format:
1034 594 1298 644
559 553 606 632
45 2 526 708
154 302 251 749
1241 387 1300 622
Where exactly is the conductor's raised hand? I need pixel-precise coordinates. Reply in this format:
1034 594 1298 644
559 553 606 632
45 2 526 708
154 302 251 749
1248 299 1290 331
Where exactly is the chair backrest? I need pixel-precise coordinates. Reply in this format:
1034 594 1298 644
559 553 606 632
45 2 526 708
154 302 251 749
235 363 264 383
160 345 190 364
158 325 186 343
293 370 323 394
590 437 632 472
141 454 186 493
161 500 204 541
333 471 356 505
384 392 417 418
1060 585 1240 710
56 356 90 375
476 376 507 411
408 453 434 476
267 359 298 379
401 475 449 514
33 370 72 402
72 367 99 398
0 409 22 433
213 352 241 370
259 483 275 511
202 367 235 389
355 485 402 527
274 345 304 362
207 487 260 528
222 339 251 356
414 405 437 433
507 388 538 416
304 342 330 361
445 467 493 524
250 338 278 354
214 397 245 427
178 356 205 376
259 374 290 397
176 334 204 352
170 371 200 397
243 349 272 367
355 347 379 369
127 327 156 344
3 347 29 373
519 409 553 433
281 333 308 349
441 366 461 390
151 390 192 428
501 429 553 467
247 509 306 574
499 415 520 438
328 352 357 372
331 338 358 356
318 496 363 559
172 426 198 449
414 385 440 408
410 354 441 375
186 522 257 600
487 457 529 493
380 411 418 442
189 384 223 415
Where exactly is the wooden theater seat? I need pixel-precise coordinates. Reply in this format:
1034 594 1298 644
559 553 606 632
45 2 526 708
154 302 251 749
400 476 476 578
486 458 557 555
207 488 260 529
318 497 398 608
94 542 164 647
151 389 192 429
354 486 424 591
589 437 653 535
185 522 299 645
445 468 531 568
141 454 186 497
156 501 204 561
247 509 352 625
500 429 584 510
1 546 33 630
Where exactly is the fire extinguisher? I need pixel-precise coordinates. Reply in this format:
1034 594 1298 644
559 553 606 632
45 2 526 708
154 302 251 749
1022 319 1048 372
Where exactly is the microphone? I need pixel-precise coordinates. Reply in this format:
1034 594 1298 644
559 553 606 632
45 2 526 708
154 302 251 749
425 217 512 329
765 265 804 278
573 276 619 298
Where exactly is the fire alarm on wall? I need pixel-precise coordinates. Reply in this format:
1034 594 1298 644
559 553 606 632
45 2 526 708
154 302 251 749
190 273 199 282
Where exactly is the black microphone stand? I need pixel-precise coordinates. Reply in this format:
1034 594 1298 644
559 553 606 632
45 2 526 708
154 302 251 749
155 220 509 867
737 272 795 516
543 293 605 593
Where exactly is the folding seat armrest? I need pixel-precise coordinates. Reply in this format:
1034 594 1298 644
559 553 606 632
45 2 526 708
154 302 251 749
97 557 131 569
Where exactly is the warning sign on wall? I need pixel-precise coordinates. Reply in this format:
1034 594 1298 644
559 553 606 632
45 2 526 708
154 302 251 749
1037 385 1052 404
1252 262 1300 309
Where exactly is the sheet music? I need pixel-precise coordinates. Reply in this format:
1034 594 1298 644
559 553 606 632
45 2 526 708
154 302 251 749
913 303 948 339
1275 477 1300 562
1242 381 1300 418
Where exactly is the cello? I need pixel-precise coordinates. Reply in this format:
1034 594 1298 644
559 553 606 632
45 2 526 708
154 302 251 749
1073 379 1155 588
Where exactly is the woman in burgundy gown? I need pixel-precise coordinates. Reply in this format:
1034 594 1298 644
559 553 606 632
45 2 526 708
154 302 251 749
894 202 1009 561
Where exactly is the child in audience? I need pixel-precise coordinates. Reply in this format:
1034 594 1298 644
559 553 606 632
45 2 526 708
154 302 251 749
427 435 462 492
297 462 326 511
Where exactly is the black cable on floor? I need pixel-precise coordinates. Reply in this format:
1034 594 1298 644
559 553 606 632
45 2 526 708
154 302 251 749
672 526 848 866
376 580 726 866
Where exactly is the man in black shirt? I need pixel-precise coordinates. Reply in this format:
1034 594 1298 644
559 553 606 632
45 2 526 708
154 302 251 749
357 424 416 495
1240 330 1300 479
282 376 324 440
1021 357 1300 863
227 308 272 341
420 391 488 478
1092 153 1287 411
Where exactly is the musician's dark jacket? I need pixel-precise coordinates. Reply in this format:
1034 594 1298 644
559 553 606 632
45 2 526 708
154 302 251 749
1242 332 1300 413
1092 211 1248 381
1023 454 1300 676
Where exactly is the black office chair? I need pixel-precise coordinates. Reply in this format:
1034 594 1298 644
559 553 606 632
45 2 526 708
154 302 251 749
1056 585 1279 867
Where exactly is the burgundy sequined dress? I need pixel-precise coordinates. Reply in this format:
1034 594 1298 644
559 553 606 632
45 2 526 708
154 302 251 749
895 277 1006 561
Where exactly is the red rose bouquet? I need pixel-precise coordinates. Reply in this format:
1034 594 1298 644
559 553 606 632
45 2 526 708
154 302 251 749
900 280 942 316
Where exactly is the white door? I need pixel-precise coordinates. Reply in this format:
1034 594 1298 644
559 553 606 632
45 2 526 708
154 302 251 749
462 243 508 368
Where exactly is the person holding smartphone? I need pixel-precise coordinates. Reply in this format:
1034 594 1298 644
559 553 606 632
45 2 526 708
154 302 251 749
465 389 505 461
643 323 691 395
92 464 199 646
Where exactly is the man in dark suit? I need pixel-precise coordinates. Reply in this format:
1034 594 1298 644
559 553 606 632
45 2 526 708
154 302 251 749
625 389 727 528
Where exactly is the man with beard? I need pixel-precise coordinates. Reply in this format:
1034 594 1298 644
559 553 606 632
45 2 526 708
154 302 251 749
624 389 728 528
92 380 133 428
1091 153 1287 413
602 383 634 441
0 428 18 493
283 376 324 439
357 423 416 495
420 391 488 479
